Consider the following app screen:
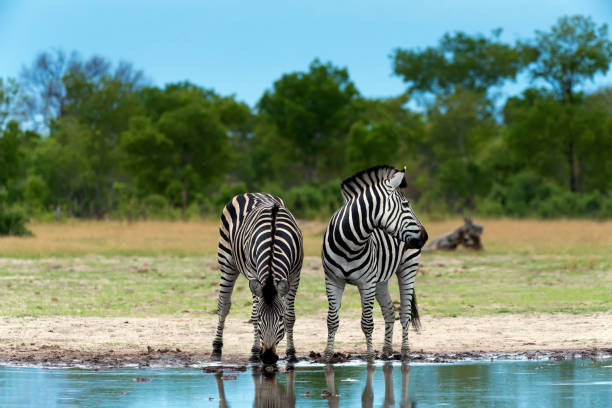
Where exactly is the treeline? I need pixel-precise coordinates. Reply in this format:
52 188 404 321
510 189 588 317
1 15 612 230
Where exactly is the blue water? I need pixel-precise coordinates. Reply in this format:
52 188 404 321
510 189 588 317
0 360 611 407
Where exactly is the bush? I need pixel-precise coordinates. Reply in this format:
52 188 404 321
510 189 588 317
24 175 48 213
142 194 175 220
285 185 325 219
601 194 612 218
475 197 505 216
535 190 577 218
283 181 344 219
576 191 603 217
213 182 248 213
0 205 32 236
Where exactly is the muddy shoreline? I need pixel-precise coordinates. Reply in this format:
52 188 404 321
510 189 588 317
1 313 611 368
1 348 611 369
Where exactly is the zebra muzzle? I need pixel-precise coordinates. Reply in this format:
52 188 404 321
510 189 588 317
260 347 279 365
407 226 428 249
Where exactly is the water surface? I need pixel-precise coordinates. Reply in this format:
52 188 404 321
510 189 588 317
1 359 611 407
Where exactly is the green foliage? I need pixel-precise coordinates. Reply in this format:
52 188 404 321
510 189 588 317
284 181 343 219
526 15 612 102
0 190 32 236
122 83 234 215
142 194 174 220
392 29 532 94
258 59 359 182
2 16 612 221
24 175 48 213
0 78 21 130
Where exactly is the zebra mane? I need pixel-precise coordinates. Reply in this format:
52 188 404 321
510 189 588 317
261 203 279 304
340 165 407 202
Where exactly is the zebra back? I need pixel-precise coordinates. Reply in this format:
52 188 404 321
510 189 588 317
218 193 302 291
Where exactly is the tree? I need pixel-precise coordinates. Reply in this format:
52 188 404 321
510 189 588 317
19 49 147 131
346 94 425 180
527 15 612 103
522 15 612 192
0 78 22 130
61 70 144 216
33 118 95 216
0 121 24 188
503 88 612 193
258 59 359 183
122 84 233 217
422 89 498 210
392 29 531 97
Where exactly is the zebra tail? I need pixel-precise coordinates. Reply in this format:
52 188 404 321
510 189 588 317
261 203 279 304
411 291 421 333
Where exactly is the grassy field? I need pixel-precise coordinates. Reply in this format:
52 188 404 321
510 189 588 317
0 219 610 318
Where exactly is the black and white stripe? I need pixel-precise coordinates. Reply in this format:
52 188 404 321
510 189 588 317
211 193 303 364
322 166 428 361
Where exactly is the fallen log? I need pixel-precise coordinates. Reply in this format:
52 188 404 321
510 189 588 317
424 217 483 251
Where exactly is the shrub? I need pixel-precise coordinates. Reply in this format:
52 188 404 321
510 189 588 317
24 175 48 212
142 194 174 220
0 204 32 236
601 194 612 218
285 185 325 219
213 182 248 213
576 191 603 217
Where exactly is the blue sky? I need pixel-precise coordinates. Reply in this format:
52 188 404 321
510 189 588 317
1 0 611 107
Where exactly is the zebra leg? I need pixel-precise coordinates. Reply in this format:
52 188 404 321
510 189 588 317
397 266 418 361
211 265 239 360
284 278 300 362
361 363 375 408
358 284 377 362
214 371 230 408
323 274 346 360
249 296 262 362
375 281 395 359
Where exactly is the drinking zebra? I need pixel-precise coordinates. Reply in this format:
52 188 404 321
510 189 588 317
211 193 303 364
322 165 428 361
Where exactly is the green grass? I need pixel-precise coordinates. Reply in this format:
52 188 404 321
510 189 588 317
1 251 610 318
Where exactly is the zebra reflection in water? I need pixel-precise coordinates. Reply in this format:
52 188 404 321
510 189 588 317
214 366 296 408
214 363 413 407
324 363 415 408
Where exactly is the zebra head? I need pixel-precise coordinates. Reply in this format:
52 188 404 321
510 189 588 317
249 277 289 364
377 167 428 249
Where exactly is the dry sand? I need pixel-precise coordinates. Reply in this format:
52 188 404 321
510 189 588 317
1 313 611 366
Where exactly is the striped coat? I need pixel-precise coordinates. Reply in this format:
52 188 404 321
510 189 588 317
211 193 303 364
321 166 428 361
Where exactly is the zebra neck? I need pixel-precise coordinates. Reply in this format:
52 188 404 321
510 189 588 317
331 198 377 257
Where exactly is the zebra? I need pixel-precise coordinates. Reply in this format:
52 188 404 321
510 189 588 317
321 165 428 362
211 193 303 364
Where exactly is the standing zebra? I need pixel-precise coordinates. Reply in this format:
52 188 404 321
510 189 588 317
211 193 303 364
322 165 428 362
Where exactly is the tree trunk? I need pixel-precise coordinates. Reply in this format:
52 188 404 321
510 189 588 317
181 189 187 221
568 138 577 193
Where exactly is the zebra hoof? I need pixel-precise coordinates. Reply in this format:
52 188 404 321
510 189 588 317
210 352 222 361
401 349 410 362
286 348 297 363
249 354 261 363
381 347 394 360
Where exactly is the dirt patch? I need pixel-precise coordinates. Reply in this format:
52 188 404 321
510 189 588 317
0 313 611 367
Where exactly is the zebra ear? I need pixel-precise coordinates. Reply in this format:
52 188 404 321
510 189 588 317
277 279 289 297
389 170 405 189
249 279 263 297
